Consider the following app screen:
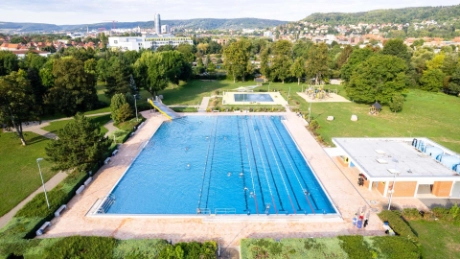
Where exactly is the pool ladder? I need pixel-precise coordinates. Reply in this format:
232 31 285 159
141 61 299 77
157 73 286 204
97 195 116 214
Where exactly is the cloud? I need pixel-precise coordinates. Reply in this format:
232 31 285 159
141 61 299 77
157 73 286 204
0 0 457 24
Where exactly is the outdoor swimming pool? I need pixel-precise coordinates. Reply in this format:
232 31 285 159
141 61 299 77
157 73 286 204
234 93 274 102
104 115 335 215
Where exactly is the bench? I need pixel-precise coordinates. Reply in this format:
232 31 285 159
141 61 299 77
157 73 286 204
76 185 85 195
104 157 111 164
137 122 145 130
112 149 119 156
84 177 93 187
54 204 67 217
36 221 51 236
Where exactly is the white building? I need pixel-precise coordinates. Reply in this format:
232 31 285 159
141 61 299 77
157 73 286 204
263 31 273 38
161 25 170 34
108 35 193 51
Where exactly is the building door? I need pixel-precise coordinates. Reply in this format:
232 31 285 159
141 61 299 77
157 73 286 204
451 182 460 198
417 184 433 195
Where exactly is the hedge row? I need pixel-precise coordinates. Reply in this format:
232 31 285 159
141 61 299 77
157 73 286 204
378 210 418 242
241 236 420 259
25 236 217 259
0 118 146 258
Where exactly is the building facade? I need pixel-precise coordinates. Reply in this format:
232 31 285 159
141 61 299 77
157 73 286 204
155 14 161 34
108 35 193 51
161 25 170 34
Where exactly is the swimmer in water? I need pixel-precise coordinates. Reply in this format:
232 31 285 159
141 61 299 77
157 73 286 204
239 172 244 177
227 172 231 177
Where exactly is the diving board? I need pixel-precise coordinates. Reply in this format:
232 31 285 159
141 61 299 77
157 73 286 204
147 97 181 120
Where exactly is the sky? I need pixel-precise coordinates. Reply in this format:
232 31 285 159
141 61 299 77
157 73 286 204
0 0 457 25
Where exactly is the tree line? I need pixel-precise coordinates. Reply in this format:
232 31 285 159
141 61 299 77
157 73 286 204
223 38 460 112
0 46 193 146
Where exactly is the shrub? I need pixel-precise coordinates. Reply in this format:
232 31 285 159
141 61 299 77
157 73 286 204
42 236 116 259
378 210 418 242
308 120 319 130
431 207 449 219
338 235 373 259
402 208 423 220
372 236 420 259
389 94 404 112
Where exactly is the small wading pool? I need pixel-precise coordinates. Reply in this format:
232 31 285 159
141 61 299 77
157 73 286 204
101 115 335 215
234 93 274 102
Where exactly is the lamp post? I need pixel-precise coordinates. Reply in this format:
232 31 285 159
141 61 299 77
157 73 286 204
133 94 139 122
36 158 50 209
387 158 399 210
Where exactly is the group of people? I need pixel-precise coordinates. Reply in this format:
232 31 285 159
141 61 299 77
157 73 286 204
353 207 370 229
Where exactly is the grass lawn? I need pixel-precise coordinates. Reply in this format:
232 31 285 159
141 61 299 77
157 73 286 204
159 80 257 105
409 220 460 259
255 82 460 153
0 132 54 217
42 114 112 135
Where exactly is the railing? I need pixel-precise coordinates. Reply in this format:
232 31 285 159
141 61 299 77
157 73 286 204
215 208 237 214
97 195 115 214
196 208 211 214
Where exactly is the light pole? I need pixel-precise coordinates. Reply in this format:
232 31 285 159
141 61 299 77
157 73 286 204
36 158 50 209
133 94 139 122
387 158 399 210
308 101 312 122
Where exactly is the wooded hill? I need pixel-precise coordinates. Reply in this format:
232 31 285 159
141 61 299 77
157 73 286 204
303 5 460 25
0 18 287 33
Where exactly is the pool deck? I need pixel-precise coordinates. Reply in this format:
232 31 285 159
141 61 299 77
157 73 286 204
42 110 387 249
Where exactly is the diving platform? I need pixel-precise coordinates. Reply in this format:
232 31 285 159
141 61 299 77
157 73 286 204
147 97 181 120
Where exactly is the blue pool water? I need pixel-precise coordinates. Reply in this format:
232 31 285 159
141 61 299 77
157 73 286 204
105 116 335 215
234 93 274 102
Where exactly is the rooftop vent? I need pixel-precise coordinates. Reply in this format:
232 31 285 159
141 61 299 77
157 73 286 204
387 169 400 174
375 149 386 155
376 158 388 164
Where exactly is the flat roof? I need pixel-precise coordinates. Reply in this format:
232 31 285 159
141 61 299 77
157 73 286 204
333 138 460 181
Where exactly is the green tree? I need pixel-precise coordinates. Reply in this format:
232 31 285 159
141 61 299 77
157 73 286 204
110 93 133 124
272 40 292 57
336 45 353 69
345 55 408 105
0 51 19 76
48 57 98 116
223 39 252 82
382 39 411 63
270 55 292 84
447 65 460 94
420 69 445 92
291 57 305 85
105 58 132 97
260 48 271 79
0 70 38 145
45 113 111 172
207 61 216 73
341 48 374 82
306 43 329 85
176 43 196 63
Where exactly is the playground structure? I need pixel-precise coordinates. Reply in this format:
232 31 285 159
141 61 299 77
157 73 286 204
147 96 181 120
304 85 337 100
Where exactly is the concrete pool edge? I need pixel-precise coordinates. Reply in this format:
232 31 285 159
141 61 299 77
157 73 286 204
87 212 343 222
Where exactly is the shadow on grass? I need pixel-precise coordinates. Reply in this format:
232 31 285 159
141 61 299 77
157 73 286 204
26 135 48 145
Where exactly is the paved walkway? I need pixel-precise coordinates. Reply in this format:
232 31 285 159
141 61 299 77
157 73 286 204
103 120 118 138
19 112 112 139
0 172 68 228
42 111 385 249
198 97 210 112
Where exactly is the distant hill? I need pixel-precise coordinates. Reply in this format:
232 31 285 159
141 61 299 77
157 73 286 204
0 18 287 33
303 5 460 25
